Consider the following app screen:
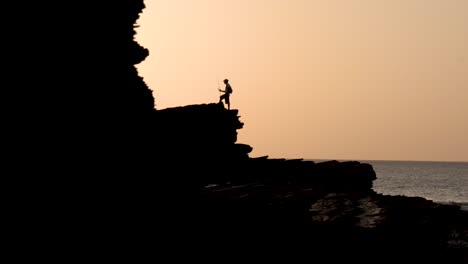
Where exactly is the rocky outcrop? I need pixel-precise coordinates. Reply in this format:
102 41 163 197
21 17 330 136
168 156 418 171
151 103 467 263
7 1 466 263
154 103 250 161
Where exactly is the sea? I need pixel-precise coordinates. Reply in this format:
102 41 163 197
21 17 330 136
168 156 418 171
313 159 468 211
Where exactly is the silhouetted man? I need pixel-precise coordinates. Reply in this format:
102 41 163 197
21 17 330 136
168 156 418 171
219 79 233 110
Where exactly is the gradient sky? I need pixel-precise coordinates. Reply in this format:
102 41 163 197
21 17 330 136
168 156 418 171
135 0 468 162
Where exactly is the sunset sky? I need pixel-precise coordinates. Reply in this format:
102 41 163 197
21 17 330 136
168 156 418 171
135 0 468 162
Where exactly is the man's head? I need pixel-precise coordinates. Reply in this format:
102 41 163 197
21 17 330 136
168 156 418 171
223 79 229 84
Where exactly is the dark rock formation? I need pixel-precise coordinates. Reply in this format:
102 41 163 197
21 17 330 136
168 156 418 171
7 1 467 263
7 2 159 255
151 102 467 263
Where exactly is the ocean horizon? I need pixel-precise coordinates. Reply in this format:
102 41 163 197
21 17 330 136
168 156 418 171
307 159 468 211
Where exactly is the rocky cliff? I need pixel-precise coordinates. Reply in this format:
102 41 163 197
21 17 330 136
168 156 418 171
7 1 467 263
153 103 468 263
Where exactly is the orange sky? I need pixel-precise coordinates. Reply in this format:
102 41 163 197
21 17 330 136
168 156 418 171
135 0 468 162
